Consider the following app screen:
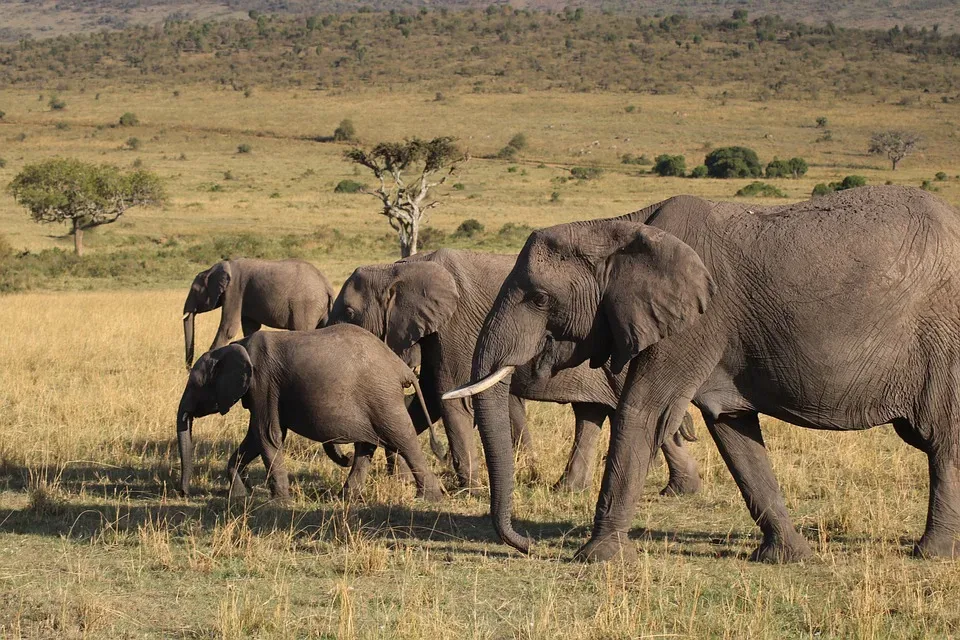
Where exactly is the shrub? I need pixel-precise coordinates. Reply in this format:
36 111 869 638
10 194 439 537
621 153 652 166
55 121 69 131
816 116 828 128
497 222 534 245
237 143 252 154
118 112 139 127
506 133 527 152
624 105 636 113
452 182 465 190
921 180 939 192
48 95 66 111
0 110 5 120
653 154 686 177
935 171 948 181
690 164 708 178
787 157 808 178
550 191 560 202
496 146 518 160
0 158 6 169
704 146 762 178
418 226 447 250
452 218 484 239
125 137 141 151
811 175 867 197
570 166 603 180
765 158 790 179
736 181 786 198
333 179 365 193
507 166 518 173
333 119 356 142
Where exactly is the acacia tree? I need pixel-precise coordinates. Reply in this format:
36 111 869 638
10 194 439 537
869 130 921 170
8 158 165 256
344 137 467 257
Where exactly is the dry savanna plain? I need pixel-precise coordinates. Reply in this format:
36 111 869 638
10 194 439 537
1 22 960 637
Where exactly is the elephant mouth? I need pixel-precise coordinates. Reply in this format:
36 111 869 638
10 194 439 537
531 334 568 380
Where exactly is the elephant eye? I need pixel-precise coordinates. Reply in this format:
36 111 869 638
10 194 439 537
345 307 357 320
530 291 550 309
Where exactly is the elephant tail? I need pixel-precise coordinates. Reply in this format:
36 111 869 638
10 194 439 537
323 442 354 468
411 376 446 461
675 411 698 445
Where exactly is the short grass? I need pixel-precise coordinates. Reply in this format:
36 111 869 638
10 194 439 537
0 287 958 638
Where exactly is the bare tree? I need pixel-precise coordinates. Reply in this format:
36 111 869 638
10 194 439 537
868 130 921 170
344 137 467 257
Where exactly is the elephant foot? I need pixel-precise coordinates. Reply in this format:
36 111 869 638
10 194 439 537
659 475 702 497
574 533 638 563
749 534 813 563
416 481 445 503
913 532 960 559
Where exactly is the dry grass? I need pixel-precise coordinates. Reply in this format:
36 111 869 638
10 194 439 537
0 290 958 638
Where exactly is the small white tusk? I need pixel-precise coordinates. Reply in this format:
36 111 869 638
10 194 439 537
182 313 190 321
442 366 515 400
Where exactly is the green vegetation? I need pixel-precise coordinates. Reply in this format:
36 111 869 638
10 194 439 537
869 130 921 170
653 154 686 177
236 143 252 154
452 218 484 238
765 157 808 179
47 95 66 111
333 179 365 193
704 146 762 178
735 181 787 198
621 153 652 166
118 112 139 127
812 175 868 196
7 158 165 256
690 164 709 178
332 118 357 142
570 166 604 181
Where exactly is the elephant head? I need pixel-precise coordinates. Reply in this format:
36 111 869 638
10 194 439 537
444 220 714 552
329 260 459 366
176 343 252 496
183 261 232 369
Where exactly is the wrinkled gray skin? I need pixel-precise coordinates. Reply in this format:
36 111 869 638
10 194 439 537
329 249 699 494
183 258 335 369
463 186 960 563
176 325 444 501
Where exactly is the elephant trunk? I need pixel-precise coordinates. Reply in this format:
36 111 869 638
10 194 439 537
183 312 196 370
473 375 530 554
177 405 194 496
323 443 354 468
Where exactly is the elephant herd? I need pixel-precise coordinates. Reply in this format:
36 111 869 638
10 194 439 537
177 186 960 563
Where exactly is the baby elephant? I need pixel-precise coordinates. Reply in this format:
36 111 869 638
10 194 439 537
175 324 444 501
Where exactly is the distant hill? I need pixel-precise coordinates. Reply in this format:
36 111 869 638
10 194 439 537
1 0 958 43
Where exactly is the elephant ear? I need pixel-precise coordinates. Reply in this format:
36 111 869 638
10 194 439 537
211 344 253 415
599 224 715 375
193 262 232 312
383 262 459 353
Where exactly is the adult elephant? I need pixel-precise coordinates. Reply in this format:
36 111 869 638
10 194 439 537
330 249 700 493
448 186 960 563
183 258 335 368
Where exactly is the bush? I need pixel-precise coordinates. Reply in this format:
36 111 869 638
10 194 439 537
506 133 527 152
0 158 6 169
0 110 5 120
237 143 252 154
48 95 66 111
496 146 518 160
653 154 686 177
621 153 652 166
689 165 709 179
118 112 139 127
921 180 939 192
736 181 786 198
935 171 948 181
333 119 356 142
333 179 365 193
704 146 762 178
125 137 141 151
764 158 790 179
816 116 828 128
812 175 867 197
452 182 465 190
452 218 484 239
570 166 603 180
55 121 70 130
418 226 447 250
497 222 534 245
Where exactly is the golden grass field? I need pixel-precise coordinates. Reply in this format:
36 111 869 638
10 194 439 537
0 82 960 637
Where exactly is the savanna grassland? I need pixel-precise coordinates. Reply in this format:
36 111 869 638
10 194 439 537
1 6 960 638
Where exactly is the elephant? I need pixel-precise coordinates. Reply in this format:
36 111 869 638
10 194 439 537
329 249 700 494
183 258 335 369
447 186 960 563
176 324 444 501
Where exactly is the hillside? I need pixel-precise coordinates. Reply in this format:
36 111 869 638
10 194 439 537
2 0 959 42
2 8 958 98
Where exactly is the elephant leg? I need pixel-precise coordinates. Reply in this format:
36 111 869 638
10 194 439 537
706 412 812 563
554 403 607 492
241 316 262 337
575 401 679 563
894 418 960 558
659 416 701 496
226 431 260 499
341 443 377 501
259 438 291 501
441 403 478 490
391 430 444 502
509 395 539 483
385 447 413 481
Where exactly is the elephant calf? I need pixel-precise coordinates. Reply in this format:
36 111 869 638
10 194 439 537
175 324 444 501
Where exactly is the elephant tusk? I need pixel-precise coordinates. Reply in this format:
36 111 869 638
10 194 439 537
182 313 190 321
442 366 515 400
